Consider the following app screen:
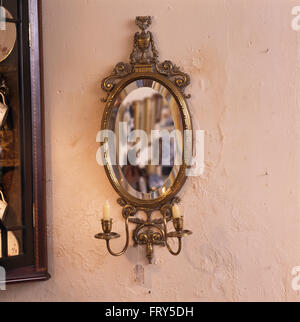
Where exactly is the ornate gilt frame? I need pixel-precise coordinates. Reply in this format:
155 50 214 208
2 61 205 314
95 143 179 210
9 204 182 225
98 16 193 263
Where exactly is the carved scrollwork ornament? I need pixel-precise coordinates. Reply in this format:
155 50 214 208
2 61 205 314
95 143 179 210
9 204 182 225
101 63 133 102
156 61 191 99
101 16 191 102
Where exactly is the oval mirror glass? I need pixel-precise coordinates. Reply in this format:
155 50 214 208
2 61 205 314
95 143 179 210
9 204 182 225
107 79 183 201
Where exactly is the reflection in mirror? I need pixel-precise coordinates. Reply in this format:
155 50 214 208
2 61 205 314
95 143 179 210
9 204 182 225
108 80 183 201
0 6 16 63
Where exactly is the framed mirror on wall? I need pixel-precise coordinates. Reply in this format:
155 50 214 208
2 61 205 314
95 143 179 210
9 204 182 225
96 16 193 264
0 0 49 283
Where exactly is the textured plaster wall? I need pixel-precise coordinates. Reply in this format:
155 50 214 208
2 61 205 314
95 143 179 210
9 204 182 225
1 0 300 301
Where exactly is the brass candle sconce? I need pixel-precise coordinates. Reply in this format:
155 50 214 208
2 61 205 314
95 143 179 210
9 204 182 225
96 16 193 263
95 198 192 263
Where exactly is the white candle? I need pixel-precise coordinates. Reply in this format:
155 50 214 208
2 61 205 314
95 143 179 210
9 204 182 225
103 200 111 221
172 204 181 219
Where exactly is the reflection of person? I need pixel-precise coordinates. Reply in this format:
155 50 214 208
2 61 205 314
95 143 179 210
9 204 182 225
139 176 147 194
148 173 164 191
122 163 167 194
120 90 177 194
122 165 141 191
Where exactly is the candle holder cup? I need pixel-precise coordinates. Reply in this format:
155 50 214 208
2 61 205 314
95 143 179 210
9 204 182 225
95 219 121 240
173 217 184 232
167 216 193 239
102 219 112 234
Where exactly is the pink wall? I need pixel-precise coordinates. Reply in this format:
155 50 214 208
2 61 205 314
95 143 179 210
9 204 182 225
1 0 300 301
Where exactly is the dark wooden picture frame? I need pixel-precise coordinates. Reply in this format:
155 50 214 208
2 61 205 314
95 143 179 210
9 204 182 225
0 0 49 284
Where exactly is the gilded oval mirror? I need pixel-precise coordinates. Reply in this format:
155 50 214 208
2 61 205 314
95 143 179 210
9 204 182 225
97 16 193 263
101 16 192 208
102 70 192 207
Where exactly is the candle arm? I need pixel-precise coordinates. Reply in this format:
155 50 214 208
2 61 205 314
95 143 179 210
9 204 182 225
105 216 129 257
162 211 183 256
